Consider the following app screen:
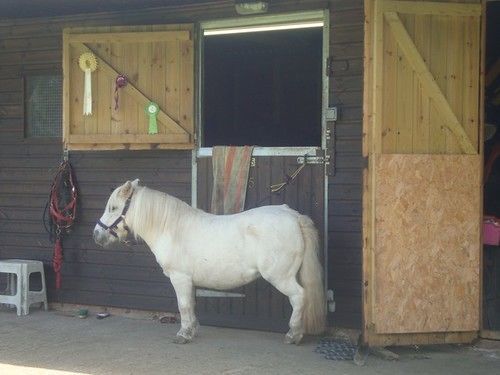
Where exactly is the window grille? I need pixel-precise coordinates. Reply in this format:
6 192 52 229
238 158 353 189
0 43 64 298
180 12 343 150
25 75 62 138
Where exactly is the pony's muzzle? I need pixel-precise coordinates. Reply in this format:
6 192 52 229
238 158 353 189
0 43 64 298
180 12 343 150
93 226 109 247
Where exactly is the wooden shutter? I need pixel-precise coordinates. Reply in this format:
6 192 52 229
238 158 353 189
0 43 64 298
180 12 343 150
363 0 483 346
63 25 194 150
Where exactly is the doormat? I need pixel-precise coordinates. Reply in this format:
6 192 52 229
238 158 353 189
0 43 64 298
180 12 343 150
315 337 357 360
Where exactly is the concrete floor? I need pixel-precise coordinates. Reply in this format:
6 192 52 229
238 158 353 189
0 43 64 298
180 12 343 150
0 309 499 375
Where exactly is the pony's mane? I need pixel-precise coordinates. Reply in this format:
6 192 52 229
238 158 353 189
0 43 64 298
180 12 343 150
128 186 197 241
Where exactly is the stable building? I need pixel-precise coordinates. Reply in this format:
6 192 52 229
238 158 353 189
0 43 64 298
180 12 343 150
0 0 497 346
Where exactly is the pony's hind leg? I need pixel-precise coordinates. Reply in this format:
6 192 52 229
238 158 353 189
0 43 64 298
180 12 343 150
170 273 198 344
271 277 305 345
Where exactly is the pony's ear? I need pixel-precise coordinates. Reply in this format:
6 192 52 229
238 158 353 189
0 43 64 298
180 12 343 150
119 180 133 197
131 178 140 188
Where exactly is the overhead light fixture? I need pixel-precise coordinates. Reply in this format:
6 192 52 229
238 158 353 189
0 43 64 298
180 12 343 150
204 21 324 36
235 1 269 15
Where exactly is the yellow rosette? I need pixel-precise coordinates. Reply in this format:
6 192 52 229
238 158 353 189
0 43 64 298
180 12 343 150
78 52 98 115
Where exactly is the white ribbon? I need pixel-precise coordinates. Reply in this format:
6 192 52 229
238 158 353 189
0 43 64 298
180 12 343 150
83 68 92 115
78 52 97 116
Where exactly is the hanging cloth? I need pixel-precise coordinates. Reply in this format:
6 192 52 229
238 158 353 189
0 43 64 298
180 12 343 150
211 146 254 215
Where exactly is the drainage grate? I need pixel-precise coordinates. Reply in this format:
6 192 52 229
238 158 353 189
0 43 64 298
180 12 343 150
315 337 357 361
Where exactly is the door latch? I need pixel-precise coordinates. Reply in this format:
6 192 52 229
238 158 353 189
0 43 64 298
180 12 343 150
297 155 329 165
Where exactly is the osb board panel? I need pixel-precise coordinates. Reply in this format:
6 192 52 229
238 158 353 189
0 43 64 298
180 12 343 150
373 154 481 334
63 24 194 150
364 330 477 347
379 4 480 154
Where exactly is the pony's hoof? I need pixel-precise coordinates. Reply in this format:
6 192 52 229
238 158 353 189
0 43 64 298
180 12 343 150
172 335 190 344
284 332 303 345
284 334 295 344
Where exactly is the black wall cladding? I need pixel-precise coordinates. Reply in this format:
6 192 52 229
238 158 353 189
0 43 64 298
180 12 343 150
0 0 364 329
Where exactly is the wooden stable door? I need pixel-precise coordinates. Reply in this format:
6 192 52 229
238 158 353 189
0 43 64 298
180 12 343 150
363 0 483 346
196 156 324 332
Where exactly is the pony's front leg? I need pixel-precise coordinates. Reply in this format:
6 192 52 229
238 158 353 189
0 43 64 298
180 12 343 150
170 273 198 344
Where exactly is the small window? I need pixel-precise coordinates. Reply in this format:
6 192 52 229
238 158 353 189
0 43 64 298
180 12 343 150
24 74 62 138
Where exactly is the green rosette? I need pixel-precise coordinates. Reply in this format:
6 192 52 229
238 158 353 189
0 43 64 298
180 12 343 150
145 102 159 134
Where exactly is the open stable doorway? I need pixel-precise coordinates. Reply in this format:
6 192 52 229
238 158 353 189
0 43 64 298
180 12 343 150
483 0 500 338
202 26 322 147
193 12 330 331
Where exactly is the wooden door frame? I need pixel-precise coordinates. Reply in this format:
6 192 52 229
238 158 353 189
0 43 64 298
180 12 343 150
191 9 331 298
362 0 485 346
481 0 499 339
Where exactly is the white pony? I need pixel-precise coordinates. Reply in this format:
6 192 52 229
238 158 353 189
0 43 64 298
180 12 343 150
93 179 325 344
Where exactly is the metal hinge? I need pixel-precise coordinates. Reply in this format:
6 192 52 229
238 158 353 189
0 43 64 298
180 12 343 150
325 107 338 122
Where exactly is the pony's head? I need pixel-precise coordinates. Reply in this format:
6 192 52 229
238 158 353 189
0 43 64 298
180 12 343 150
93 179 140 247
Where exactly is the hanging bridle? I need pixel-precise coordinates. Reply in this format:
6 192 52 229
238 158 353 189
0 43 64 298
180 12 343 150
96 193 133 239
44 159 78 289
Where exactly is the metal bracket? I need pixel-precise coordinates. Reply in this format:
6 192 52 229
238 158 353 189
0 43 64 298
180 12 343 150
325 106 338 121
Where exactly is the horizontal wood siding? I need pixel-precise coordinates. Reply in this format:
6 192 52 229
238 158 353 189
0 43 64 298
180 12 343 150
0 0 364 329
328 0 364 328
0 6 200 311
0 146 191 310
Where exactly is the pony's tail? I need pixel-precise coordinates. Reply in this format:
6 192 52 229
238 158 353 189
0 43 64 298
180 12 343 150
298 215 326 335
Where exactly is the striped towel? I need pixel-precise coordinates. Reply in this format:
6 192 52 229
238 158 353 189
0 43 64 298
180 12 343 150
211 146 254 215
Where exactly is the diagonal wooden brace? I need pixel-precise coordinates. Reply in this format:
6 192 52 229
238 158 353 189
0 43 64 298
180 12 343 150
384 11 477 155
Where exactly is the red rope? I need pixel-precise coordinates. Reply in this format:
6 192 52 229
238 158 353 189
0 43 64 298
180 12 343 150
53 238 63 289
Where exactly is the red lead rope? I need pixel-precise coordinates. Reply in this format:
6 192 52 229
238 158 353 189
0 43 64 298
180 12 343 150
53 238 63 289
46 160 77 289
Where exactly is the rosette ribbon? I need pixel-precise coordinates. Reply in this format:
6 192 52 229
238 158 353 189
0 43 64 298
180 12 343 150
145 102 159 134
114 75 128 110
78 52 98 115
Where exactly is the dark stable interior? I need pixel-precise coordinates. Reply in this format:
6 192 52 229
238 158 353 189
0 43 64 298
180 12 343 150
203 27 322 147
483 1 500 332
